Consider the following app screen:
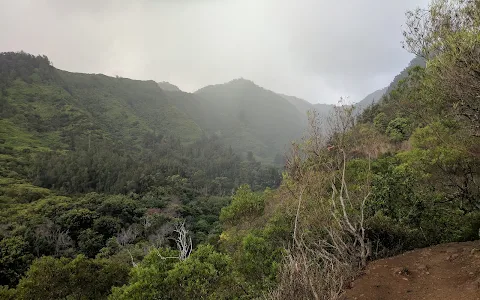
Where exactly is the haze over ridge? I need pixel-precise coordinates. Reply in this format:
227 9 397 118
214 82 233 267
1 0 427 104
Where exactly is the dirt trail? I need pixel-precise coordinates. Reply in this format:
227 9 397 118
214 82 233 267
342 240 480 300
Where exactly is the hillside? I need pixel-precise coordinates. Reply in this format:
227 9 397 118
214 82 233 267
281 87 392 128
384 56 426 95
192 78 306 161
281 94 314 117
0 52 313 165
157 81 182 92
0 52 312 165
1 3 478 296
355 87 388 110
0 52 283 297
0 52 203 157
342 240 480 300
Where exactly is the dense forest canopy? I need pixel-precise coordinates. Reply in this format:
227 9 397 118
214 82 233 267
0 51 282 297
0 0 479 299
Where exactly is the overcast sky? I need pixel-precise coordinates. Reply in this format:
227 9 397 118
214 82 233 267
1 0 428 104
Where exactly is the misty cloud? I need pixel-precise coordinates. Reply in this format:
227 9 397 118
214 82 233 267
1 0 428 103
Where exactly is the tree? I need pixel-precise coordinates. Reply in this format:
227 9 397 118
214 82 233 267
16 255 129 300
173 221 192 261
272 106 372 299
0 236 33 287
403 0 480 136
110 245 241 300
219 185 265 225
386 117 411 142
236 233 281 291
109 248 179 299
78 229 105 257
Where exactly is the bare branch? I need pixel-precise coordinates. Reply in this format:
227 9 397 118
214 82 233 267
173 220 192 261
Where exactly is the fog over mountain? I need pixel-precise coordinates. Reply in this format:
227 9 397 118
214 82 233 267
1 0 428 104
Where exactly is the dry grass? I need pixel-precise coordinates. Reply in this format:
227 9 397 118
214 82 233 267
268 241 357 300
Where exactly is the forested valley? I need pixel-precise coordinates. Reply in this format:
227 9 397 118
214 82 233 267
1 0 479 299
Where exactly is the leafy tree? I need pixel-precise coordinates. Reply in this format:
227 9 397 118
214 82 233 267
78 229 105 257
56 208 96 239
385 117 411 142
93 216 122 238
236 233 281 292
109 248 179 299
0 286 16 300
165 244 241 299
16 255 129 300
373 112 388 132
219 185 266 225
0 236 34 286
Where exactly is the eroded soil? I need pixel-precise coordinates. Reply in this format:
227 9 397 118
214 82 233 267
342 240 480 300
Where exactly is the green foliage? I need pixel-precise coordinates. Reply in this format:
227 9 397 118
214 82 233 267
2 8 480 297
385 117 412 142
109 248 178 299
93 216 122 237
3 184 50 204
220 185 266 225
0 236 34 286
368 157 419 221
78 229 105 257
181 196 231 245
111 245 241 300
56 208 96 239
97 196 143 225
0 286 16 300
0 52 282 298
236 233 282 292
192 79 306 162
373 112 388 132
164 244 241 299
16 255 130 300
217 187 286 298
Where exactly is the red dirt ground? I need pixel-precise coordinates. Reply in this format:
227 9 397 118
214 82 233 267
342 240 480 300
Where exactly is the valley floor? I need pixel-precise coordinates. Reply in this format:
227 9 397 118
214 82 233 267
342 240 480 300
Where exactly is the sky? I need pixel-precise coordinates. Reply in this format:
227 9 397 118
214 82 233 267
1 0 429 104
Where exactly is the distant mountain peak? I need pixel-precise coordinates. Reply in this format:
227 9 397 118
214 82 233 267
157 81 181 92
355 87 388 109
224 78 259 88
194 77 261 94
228 77 255 83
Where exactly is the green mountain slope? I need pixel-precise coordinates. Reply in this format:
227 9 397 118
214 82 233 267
281 94 315 118
0 52 202 159
0 52 308 167
157 81 182 92
355 87 388 110
192 78 306 161
0 52 284 294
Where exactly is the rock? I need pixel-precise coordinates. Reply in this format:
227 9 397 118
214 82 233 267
446 253 459 261
392 267 403 275
416 264 429 272
470 278 480 290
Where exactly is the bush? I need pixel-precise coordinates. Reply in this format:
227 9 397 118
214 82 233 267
386 117 412 142
219 185 265 225
16 255 130 300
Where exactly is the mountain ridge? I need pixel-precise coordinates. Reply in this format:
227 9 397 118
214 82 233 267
157 81 182 92
0 51 420 164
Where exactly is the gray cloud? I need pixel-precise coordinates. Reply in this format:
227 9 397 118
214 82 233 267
1 0 428 103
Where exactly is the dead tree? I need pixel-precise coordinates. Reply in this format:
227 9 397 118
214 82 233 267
116 225 141 267
329 149 371 268
33 222 72 257
173 221 192 261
